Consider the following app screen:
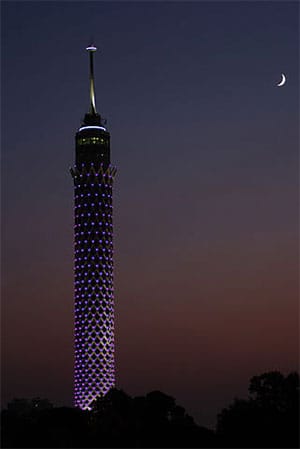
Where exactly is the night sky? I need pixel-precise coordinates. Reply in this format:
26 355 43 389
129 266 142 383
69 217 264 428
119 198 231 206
2 1 299 428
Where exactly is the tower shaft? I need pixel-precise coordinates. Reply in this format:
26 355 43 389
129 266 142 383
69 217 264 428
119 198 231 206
71 46 117 410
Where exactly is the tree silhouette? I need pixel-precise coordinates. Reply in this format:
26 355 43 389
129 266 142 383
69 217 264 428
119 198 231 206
2 371 298 448
217 371 299 448
1 405 88 448
89 388 209 447
89 389 134 447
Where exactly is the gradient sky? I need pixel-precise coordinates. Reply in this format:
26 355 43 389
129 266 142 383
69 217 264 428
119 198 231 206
2 1 299 428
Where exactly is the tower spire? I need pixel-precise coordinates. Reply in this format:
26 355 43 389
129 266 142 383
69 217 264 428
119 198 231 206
86 45 97 115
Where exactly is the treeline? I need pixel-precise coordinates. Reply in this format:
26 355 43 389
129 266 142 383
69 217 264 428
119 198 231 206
1 371 299 448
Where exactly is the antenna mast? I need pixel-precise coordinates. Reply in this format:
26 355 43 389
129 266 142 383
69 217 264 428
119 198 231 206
86 45 97 115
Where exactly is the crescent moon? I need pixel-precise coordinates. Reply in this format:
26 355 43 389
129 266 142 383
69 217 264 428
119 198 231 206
277 73 286 87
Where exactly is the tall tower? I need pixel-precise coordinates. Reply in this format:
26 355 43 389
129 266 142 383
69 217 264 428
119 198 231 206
71 46 117 410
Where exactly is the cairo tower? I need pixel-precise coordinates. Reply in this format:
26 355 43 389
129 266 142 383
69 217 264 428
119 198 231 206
70 46 117 410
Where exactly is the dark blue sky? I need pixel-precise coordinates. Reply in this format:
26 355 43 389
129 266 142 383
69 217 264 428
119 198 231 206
2 1 299 427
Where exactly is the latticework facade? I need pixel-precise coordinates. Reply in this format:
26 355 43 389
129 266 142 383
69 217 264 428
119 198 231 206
71 46 117 410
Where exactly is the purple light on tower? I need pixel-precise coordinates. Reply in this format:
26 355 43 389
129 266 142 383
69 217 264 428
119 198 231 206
70 45 117 410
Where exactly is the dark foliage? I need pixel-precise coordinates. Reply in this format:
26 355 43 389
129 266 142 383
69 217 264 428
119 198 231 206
216 371 299 448
88 389 216 447
1 371 299 448
1 390 216 448
1 406 89 448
